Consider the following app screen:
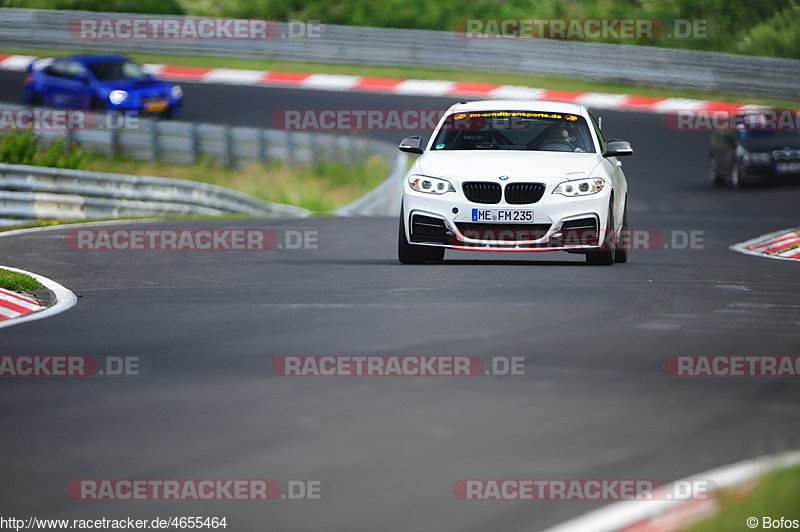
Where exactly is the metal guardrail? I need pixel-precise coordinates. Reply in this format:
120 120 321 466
0 8 798 99
0 162 312 224
0 105 402 224
0 103 395 170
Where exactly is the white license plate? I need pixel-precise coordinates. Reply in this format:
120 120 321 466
471 209 533 222
775 162 800 174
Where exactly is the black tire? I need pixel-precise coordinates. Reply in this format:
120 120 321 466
730 162 745 188
398 208 444 264
29 93 43 107
708 156 723 186
614 204 628 264
586 200 615 266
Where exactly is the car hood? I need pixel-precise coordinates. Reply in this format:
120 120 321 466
96 78 172 94
416 150 604 183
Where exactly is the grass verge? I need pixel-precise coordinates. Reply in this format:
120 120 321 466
76 156 390 212
2 46 799 109
680 464 800 531
0 129 391 212
0 269 43 291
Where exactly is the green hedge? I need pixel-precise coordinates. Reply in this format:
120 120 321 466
2 0 798 59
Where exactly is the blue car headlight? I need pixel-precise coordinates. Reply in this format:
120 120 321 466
171 85 183 99
108 90 129 105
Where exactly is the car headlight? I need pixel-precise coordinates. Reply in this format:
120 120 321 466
743 152 771 165
552 178 605 197
408 175 455 194
108 90 128 105
171 85 183 99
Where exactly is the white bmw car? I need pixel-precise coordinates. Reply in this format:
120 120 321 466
398 100 633 265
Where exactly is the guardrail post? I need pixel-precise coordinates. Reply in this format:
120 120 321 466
148 119 159 163
284 132 294 169
190 123 200 164
258 129 267 162
110 128 120 158
309 134 318 166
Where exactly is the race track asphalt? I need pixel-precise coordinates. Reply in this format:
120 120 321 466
1 70 799 531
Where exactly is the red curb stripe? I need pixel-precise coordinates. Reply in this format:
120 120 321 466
0 299 36 315
750 234 799 250
0 54 10 64
157 65 214 80
353 77 404 91
448 82 502 96
698 102 748 112
765 238 800 254
0 288 40 305
260 72 312 85
622 95 668 111
539 90 584 103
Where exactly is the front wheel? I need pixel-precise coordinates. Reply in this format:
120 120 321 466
730 162 745 188
708 156 723 187
614 205 628 264
586 201 615 266
398 208 444 264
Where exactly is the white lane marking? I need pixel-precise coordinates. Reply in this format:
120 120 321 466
652 98 707 113
301 74 361 91
576 92 629 109
202 68 266 85
486 86 547 100
394 79 456 96
0 55 37 71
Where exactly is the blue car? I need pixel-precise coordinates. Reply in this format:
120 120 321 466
24 54 183 117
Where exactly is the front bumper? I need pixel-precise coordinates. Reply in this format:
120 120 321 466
402 184 612 252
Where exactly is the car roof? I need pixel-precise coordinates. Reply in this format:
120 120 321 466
65 55 131 65
445 100 586 116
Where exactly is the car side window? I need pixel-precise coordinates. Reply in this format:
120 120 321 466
45 62 72 79
65 62 87 79
589 113 607 154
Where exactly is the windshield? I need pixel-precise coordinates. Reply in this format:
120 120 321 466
87 61 150 81
739 130 800 147
430 111 596 153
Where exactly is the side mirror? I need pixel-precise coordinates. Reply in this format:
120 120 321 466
604 139 633 157
399 136 423 154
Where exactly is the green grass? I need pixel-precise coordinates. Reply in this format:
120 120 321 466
2 46 799 109
0 269 43 291
0 129 390 212
75 155 390 212
681 464 800 531
3 0 799 59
